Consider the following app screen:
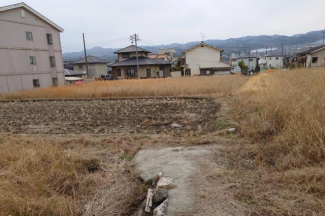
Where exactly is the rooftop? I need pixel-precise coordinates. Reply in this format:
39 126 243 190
297 44 325 55
183 42 223 53
114 45 151 54
0 2 64 32
73 56 107 64
111 56 170 67
64 69 86 76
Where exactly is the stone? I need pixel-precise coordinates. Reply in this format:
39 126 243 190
157 177 174 189
153 199 168 216
153 188 168 205
228 128 236 133
171 122 182 128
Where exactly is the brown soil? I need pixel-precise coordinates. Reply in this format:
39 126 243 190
0 98 219 134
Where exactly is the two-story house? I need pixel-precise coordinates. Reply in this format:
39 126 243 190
111 45 171 79
72 55 107 78
296 45 325 68
259 54 284 70
231 56 259 73
182 42 231 76
0 3 64 94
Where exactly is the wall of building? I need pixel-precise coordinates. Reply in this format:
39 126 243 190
311 49 325 67
259 56 283 69
112 65 170 79
0 7 64 93
118 52 147 62
231 58 258 72
185 46 229 76
73 63 107 78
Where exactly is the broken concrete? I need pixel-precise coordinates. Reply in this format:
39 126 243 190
153 199 168 216
153 188 168 205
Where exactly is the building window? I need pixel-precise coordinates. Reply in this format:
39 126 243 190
50 56 56 67
117 69 121 76
33 79 40 88
146 69 151 78
269 58 272 60
276 57 279 60
312 57 318 63
47 34 53 44
122 53 130 58
79 64 83 69
52 78 58 86
206 70 210 75
29 56 36 65
159 65 164 70
127 69 135 77
26 32 33 41
249 59 253 61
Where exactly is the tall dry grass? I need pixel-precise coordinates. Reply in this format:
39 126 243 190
0 75 249 100
236 68 325 168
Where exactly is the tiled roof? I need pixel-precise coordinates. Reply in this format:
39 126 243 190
64 69 86 76
298 45 325 55
148 54 167 59
114 45 151 54
111 56 171 67
73 56 107 64
183 42 223 53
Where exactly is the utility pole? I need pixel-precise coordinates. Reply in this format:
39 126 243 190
130 34 140 79
83 33 89 78
282 43 284 56
248 48 251 76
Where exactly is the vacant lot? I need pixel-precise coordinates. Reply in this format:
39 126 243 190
1 70 325 215
0 98 219 134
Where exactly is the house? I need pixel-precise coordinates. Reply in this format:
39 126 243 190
182 42 231 76
111 45 171 79
259 54 284 70
0 3 64 93
72 55 107 78
296 45 325 68
231 56 259 73
64 69 86 78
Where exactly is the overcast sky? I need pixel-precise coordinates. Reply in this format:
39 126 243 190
2 0 325 52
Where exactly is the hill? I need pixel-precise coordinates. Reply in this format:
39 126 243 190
63 29 325 62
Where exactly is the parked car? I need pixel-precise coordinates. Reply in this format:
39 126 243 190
100 74 113 80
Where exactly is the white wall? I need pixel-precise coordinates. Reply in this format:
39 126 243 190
232 58 258 72
259 56 283 69
185 45 229 76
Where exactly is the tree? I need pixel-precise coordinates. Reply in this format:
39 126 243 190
238 60 248 73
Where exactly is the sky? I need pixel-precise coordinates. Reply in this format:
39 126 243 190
1 0 325 52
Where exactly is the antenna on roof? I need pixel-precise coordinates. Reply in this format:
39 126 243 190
200 33 206 42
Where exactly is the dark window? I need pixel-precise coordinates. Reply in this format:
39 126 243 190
26 32 33 41
33 79 40 88
117 69 121 76
29 56 36 65
146 69 151 78
52 78 58 86
312 57 318 63
276 57 279 60
269 58 272 60
79 64 83 69
127 69 135 77
159 65 164 70
249 59 253 61
122 53 130 58
47 34 53 44
50 56 56 67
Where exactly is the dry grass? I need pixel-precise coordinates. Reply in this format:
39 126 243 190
0 75 248 100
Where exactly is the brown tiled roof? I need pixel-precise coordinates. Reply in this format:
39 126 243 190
148 54 167 59
183 42 223 53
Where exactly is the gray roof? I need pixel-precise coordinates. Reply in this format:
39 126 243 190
114 45 151 54
298 45 325 55
262 54 283 57
64 69 86 76
111 57 171 67
73 56 107 64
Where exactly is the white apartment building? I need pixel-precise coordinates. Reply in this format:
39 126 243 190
0 3 64 94
231 56 259 72
259 54 283 70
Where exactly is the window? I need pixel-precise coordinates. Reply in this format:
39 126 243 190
276 57 279 60
47 34 53 44
79 64 83 69
33 79 40 88
159 65 164 70
21 9 26 18
50 56 56 67
146 69 151 78
269 58 272 60
127 69 135 77
122 53 130 58
52 78 58 86
249 59 253 61
29 56 36 65
26 32 33 41
117 69 121 76
312 57 318 63
206 70 210 75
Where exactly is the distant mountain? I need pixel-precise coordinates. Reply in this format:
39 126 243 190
63 29 325 62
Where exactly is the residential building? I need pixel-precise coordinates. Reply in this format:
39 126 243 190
73 55 107 78
111 45 171 79
64 69 86 78
0 3 64 93
296 45 325 68
231 56 259 73
259 54 284 70
159 48 176 63
182 42 231 76
148 54 169 61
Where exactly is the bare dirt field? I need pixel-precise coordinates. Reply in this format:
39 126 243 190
0 98 219 135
